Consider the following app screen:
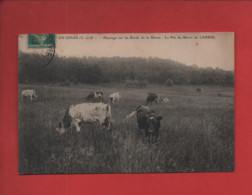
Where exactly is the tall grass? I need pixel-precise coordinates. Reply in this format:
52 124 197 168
19 84 234 174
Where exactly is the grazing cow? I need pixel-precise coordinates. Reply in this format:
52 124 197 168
160 97 169 103
56 102 112 134
109 92 120 104
196 88 202 92
86 91 103 100
146 93 158 105
21 89 38 102
124 105 163 143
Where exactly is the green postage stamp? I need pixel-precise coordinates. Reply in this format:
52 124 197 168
28 34 55 48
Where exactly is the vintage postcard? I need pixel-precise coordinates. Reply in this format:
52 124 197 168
18 33 234 174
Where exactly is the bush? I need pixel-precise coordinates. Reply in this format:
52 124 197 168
165 79 174 87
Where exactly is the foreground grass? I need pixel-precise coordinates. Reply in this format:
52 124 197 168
19 84 234 174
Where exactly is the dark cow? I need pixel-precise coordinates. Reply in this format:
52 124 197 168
136 105 163 143
86 91 103 101
146 93 158 105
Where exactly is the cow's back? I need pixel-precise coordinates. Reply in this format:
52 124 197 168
148 93 157 98
109 93 115 98
136 106 151 120
69 103 109 122
22 89 35 96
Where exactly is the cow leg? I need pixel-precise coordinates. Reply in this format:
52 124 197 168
154 136 158 143
148 135 153 144
106 118 111 130
138 126 142 135
151 135 156 144
144 129 150 143
102 117 111 130
32 95 37 102
155 129 159 139
23 96 26 102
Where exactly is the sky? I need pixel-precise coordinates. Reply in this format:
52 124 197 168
19 32 234 71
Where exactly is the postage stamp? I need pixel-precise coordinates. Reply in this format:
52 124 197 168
18 33 234 174
28 34 55 48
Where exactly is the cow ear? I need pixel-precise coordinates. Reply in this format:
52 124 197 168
157 115 163 120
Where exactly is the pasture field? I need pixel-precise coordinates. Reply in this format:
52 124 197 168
18 83 234 174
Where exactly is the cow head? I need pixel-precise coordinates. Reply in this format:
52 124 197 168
146 114 163 133
160 97 169 102
97 93 103 99
87 92 94 99
33 95 38 101
56 122 66 134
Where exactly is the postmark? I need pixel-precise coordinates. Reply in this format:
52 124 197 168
28 34 55 67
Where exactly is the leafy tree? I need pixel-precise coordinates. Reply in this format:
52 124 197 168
18 52 234 86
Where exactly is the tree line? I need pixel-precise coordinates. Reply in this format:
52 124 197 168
18 52 234 86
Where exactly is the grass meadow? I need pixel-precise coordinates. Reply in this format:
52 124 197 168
18 83 234 174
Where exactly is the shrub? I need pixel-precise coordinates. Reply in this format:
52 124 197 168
165 79 174 87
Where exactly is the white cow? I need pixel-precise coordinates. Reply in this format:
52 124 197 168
56 102 112 134
160 97 169 103
109 92 120 104
21 89 38 102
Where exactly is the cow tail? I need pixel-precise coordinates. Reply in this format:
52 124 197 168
124 111 136 121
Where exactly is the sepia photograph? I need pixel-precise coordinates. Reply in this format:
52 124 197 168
18 32 234 174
